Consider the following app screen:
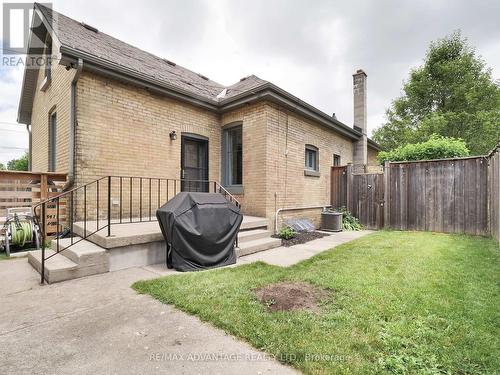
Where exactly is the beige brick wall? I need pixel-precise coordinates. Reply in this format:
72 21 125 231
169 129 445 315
70 72 223 221
31 45 75 173
75 72 221 187
222 102 354 228
221 102 268 217
265 103 354 231
367 146 379 166
29 67 368 227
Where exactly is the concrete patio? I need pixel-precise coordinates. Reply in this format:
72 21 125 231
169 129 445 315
0 230 371 374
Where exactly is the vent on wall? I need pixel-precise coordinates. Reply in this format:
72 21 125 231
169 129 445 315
81 22 98 33
163 59 176 66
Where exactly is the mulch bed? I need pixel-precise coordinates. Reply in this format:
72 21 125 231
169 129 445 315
254 281 329 313
272 231 330 247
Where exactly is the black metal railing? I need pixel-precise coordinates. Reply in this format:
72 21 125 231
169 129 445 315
33 176 241 283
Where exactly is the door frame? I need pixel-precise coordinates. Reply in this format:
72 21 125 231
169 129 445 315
180 133 209 192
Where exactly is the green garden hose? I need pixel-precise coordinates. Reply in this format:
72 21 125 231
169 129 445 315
10 220 32 247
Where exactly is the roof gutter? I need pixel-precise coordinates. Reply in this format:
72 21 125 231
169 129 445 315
368 138 381 151
65 58 83 190
219 84 362 141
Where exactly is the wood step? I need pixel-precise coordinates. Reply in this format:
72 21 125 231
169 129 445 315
51 237 109 268
238 229 272 244
236 237 281 257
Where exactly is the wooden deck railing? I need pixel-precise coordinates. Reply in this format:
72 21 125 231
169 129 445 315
0 171 67 237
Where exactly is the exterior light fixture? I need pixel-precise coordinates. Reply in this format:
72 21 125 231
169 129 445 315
169 131 177 140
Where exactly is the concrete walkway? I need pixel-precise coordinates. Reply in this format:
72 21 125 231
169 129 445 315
240 230 373 267
0 230 372 374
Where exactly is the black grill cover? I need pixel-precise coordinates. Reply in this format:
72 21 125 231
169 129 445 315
156 192 243 271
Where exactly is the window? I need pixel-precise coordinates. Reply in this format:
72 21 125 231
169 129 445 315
305 145 318 171
49 112 57 172
223 125 242 188
333 154 341 166
45 37 52 80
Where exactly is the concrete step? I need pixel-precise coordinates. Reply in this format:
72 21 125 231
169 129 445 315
51 237 109 268
240 218 268 231
72 221 164 249
28 249 78 283
29 238 110 283
238 229 272 244
236 236 281 257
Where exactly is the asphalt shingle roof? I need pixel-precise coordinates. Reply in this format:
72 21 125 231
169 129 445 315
38 3 234 102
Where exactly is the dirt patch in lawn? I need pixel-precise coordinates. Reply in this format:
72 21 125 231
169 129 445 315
273 231 330 247
255 281 329 313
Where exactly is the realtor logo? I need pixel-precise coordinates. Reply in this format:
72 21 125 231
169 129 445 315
2 2 52 55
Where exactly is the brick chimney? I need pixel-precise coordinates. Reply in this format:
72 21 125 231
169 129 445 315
352 69 367 166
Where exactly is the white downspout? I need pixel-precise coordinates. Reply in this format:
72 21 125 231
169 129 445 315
26 124 32 171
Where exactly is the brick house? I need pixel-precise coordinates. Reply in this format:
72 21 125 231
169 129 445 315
18 3 380 230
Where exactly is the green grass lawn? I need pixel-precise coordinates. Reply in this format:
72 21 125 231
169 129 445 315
133 231 500 374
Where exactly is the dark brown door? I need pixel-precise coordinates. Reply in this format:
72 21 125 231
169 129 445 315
181 135 209 192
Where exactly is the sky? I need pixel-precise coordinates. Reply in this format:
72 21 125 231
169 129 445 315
0 0 499 165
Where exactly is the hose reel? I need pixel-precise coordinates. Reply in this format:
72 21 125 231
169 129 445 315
1 209 41 256
9 215 33 247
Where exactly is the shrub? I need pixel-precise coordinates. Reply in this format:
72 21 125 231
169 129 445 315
337 207 363 231
279 226 296 240
377 134 470 164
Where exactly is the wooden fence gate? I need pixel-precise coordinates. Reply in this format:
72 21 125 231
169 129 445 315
350 172 385 229
331 166 385 229
331 166 347 208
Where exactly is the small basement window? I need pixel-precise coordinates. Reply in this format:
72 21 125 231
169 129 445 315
333 154 341 166
304 145 320 176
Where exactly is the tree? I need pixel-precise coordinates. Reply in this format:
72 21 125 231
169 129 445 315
7 151 29 171
0 163 6 170
373 31 500 155
377 135 469 164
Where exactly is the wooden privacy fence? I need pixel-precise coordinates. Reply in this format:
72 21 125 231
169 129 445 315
0 171 67 237
385 157 489 235
331 146 500 240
